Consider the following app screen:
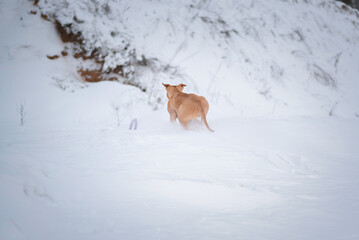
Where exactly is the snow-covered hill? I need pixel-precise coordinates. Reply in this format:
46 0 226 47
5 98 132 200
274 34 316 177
1 0 359 239
35 0 359 117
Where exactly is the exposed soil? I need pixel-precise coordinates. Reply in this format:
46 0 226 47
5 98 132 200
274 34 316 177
61 51 68 57
47 55 60 60
55 20 83 45
40 13 50 21
78 69 103 82
32 4 147 86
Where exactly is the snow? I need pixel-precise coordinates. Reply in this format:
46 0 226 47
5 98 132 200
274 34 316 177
36 0 359 117
1 117 359 239
1 0 359 239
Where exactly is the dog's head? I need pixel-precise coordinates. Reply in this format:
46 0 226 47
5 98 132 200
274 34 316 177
162 83 186 99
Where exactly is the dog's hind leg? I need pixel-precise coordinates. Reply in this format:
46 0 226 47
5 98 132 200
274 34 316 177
168 108 177 122
179 119 189 130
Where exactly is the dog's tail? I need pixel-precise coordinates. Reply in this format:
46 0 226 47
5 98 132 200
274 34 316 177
201 110 214 132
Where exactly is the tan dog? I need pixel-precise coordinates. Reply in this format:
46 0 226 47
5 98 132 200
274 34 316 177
162 83 214 132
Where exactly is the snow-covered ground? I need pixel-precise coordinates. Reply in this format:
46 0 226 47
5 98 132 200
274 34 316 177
1 117 359 240
1 0 359 239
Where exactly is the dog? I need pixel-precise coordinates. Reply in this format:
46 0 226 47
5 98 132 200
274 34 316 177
162 83 214 132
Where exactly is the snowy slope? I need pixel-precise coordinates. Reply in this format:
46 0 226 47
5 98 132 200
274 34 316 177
1 0 359 240
35 0 359 117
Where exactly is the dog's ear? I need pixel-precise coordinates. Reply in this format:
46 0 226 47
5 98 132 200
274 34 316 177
177 83 186 92
162 83 170 88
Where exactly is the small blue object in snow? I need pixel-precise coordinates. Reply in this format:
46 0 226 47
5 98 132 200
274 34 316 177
129 118 137 130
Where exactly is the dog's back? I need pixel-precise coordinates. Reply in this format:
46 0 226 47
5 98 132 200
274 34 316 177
177 94 208 120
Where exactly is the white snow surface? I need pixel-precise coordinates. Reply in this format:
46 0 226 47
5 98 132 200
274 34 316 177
1 0 359 239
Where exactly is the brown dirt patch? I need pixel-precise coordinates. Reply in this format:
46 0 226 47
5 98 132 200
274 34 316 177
41 13 50 21
55 20 83 44
47 55 60 60
61 51 68 57
78 69 103 82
